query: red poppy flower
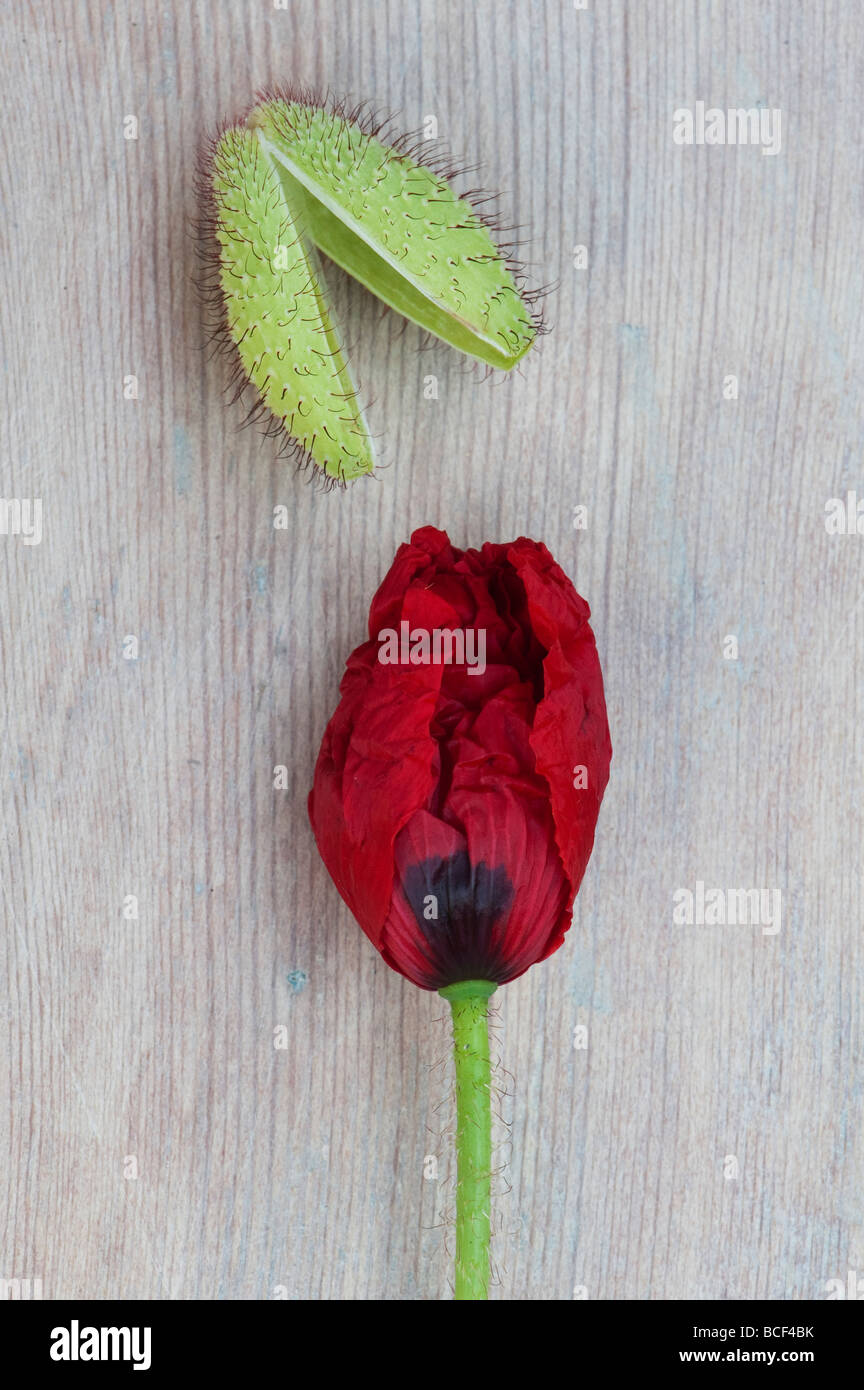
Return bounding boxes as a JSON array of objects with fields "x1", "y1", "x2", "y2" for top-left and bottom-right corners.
[{"x1": 308, "y1": 526, "x2": 611, "y2": 990}]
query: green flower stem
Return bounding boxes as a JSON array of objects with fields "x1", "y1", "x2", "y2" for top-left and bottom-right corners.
[{"x1": 439, "y1": 979, "x2": 497, "y2": 1300}]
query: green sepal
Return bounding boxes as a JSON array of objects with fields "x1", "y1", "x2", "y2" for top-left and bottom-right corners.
[
  {"x1": 210, "y1": 126, "x2": 375, "y2": 482},
  {"x1": 250, "y1": 100, "x2": 537, "y2": 370}
]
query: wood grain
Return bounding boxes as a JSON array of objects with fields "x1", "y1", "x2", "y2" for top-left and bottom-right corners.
[{"x1": 1, "y1": 0, "x2": 862, "y2": 1300}]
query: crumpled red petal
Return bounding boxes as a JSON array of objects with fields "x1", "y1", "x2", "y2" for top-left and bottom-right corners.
[{"x1": 309, "y1": 526, "x2": 611, "y2": 989}]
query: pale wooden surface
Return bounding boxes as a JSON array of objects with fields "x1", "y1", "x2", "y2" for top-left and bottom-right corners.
[{"x1": 2, "y1": 0, "x2": 862, "y2": 1301}]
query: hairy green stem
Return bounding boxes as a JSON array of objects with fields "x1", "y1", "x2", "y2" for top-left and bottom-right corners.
[{"x1": 439, "y1": 979, "x2": 497, "y2": 1300}]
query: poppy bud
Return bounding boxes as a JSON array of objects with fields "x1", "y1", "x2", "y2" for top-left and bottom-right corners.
[{"x1": 309, "y1": 526, "x2": 611, "y2": 991}]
